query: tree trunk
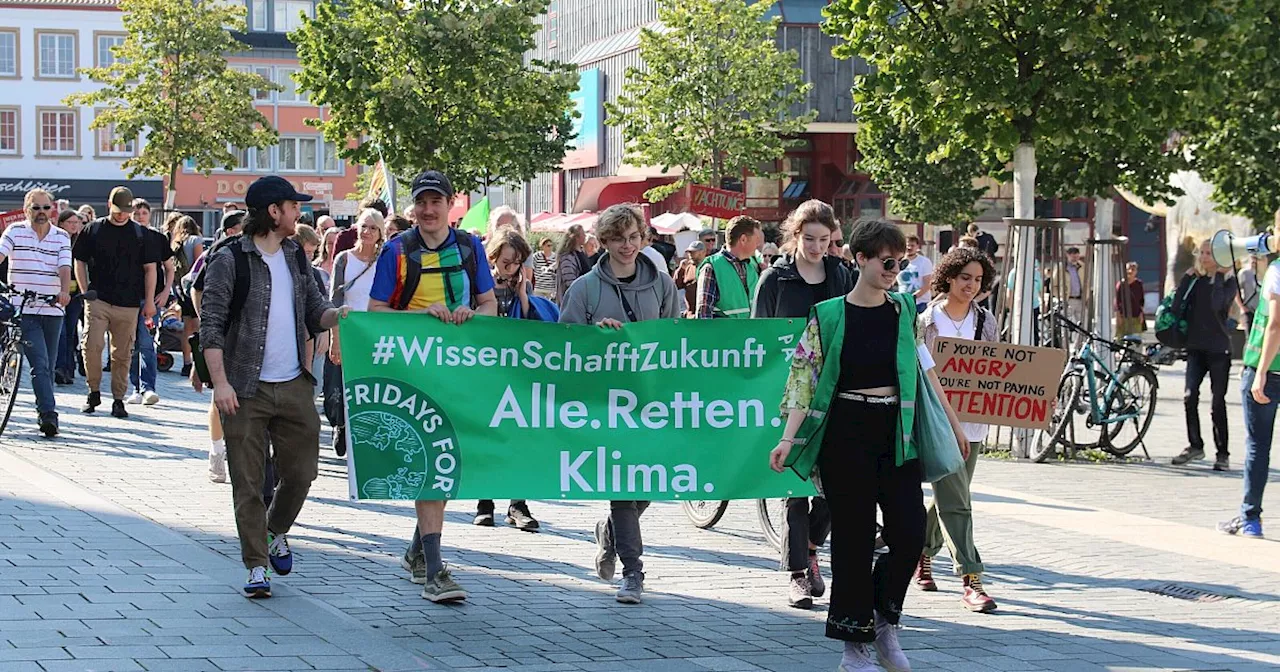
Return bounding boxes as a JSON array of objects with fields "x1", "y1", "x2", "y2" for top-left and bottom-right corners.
[
  {"x1": 1009, "y1": 142, "x2": 1037, "y2": 459},
  {"x1": 1092, "y1": 195, "x2": 1116, "y2": 346}
]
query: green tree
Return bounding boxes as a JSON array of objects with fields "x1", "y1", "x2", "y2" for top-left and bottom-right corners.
[
  {"x1": 855, "y1": 94, "x2": 991, "y2": 228},
  {"x1": 64, "y1": 0, "x2": 278, "y2": 211},
  {"x1": 606, "y1": 0, "x2": 815, "y2": 202},
  {"x1": 293, "y1": 0, "x2": 577, "y2": 195},
  {"x1": 1192, "y1": 6, "x2": 1280, "y2": 229},
  {"x1": 826, "y1": 0, "x2": 1242, "y2": 344}
]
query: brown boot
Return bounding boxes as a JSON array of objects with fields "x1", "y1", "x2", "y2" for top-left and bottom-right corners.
[
  {"x1": 914, "y1": 554, "x2": 937, "y2": 592},
  {"x1": 961, "y1": 573, "x2": 998, "y2": 613}
]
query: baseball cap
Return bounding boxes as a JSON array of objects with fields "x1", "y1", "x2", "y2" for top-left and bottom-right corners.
[
  {"x1": 685, "y1": 240, "x2": 706, "y2": 253},
  {"x1": 108, "y1": 187, "x2": 134, "y2": 214},
  {"x1": 245, "y1": 176, "x2": 313, "y2": 209},
  {"x1": 410, "y1": 170, "x2": 455, "y2": 200},
  {"x1": 221, "y1": 209, "x2": 247, "y2": 232}
]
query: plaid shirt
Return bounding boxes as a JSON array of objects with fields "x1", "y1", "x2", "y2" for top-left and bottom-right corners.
[
  {"x1": 695, "y1": 250, "x2": 758, "y2": 319},
  {"x1": 199, "y1": 235, "x2": 332, "y2": 399}
]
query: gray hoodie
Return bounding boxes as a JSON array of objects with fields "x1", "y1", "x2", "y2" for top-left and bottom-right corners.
[{"x1": 559, "y1": 252, "x2": 680, "y2": 325}]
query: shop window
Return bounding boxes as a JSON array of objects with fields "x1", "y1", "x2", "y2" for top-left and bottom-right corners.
[{"x1": 1061, "y1": 199, "x2": 1089, "y2": 219}]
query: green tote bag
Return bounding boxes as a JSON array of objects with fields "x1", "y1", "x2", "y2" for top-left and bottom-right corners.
[{"x1": 914, "y1": 366, "x2": 966, "y2": 483}]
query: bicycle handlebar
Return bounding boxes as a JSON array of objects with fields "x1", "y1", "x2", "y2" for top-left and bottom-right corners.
[
  {"x1": 0, "y1": 280, "x2": 64, "y2": 307},
  {"x1": 1052, "y1": 310, "x2": 1150, "y2": 363}
]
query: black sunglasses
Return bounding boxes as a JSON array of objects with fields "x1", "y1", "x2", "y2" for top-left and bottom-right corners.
[
  {"x1": 872, "y1": 256, "x2": 907, "y2": 272},
  {"x1": 29, "y1": 204, "x2": 53, "y2": 211}
]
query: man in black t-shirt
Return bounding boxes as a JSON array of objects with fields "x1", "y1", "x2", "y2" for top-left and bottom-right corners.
[{"x1": 72, "y1": 187, "x2": 160, "y2": 418}]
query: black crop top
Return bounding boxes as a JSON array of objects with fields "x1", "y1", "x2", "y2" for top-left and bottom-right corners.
[{"x1": 837, "y1": 299, "x2": 899, "y2": 391}]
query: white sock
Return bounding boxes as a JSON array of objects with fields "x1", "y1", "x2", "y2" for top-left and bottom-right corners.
[{"x1": 210, "y1": 439, "x2": 226, "y2": 457}]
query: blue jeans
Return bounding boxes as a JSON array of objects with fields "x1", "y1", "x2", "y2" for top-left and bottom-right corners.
[
  {"x1": 21, "y1": 314, "x2": 64, "y2": 415},
  {"x1": 1240, "y1": 367, "x2": 1277, "y2": 521},
  {"x1": 56, "y1": 294, "x2": 83, "y2": 378},
  {"x1": 129, "y1": 306, "x2": 156, "y2": 394}
]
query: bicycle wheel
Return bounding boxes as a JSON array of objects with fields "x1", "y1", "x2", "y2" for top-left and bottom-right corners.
[
  {"x1": 0, "y1": 334, "x2": 24, "y2": 439},
  {"x1": 1032, "y1": 371, "x2": 1081, "y2": 462},
  {"x1": 681, "y1": 500, "x2": 729, "y2": 529},
  {"x1": 756, "y1": 498, "x2": 787, "y2": 551},
  {"x1": 1102, "y1": 366, "x2": 1158, "y2": 456}
]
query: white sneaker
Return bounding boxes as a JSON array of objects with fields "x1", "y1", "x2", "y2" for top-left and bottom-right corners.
[
  {"x1": 125, "y1": 392, "x2": 143, "y2": 405},
  {"x1": 208, "y1": 451, "x2": 227, "y2": 483},
  {"x1": 142, "y1": 390, "x2": 160, "y2": 406},
  {"x1": 874, "y1": 613, "x2": 911, "y2": 672}
]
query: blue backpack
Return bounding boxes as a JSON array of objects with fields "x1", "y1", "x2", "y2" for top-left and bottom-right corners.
[{"x1": 509, "y1": 294, "x2": 560, "y2": 322}]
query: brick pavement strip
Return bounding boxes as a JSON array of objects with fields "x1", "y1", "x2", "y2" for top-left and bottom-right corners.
[{"x1": 0, "y1": 373, "x2": 1277, "y2": 671}]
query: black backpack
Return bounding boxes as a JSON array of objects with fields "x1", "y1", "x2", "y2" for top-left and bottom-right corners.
[
  {"x1": 219, "y1": 234, "x2": 312, "y2": 333},
  {"x1": 392, "y1": 229, "x2": 480, "y2": 310}
]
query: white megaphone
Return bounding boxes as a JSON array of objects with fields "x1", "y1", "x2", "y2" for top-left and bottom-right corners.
[{"x1": 1210, "y1": 229, "x2": 1277, "y2": 268}]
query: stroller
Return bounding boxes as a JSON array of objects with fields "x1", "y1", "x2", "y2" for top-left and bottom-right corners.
[{"x1": 153, "y1": 309, "x2": 184, "y2": 372}]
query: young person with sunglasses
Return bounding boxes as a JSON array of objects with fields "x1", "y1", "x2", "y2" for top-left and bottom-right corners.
[
  {"x1": 913, "y1": 246, "x2": 999, "y2": 613},
  {"x1": 768, "y1": 219, "x2": 967, "y2": 672},
  {"x1": 751, "y1": 199, "x2": 852, "y2": 610}
]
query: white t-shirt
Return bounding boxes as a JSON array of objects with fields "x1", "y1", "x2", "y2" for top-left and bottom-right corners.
[
  {"x1": 931, "y1": 303, "x2": 988, "y2": 442},
  {"x1": 898, "y1": 254, "x2": 934, "y2": 304},
  {"x1": 641, "y1": 246, "x2": 667, "y2": 273},
  {"x1": 1264, "y1": 263, "x2": 1280, "y2": 304},
  {"x1": 336, "y1": 253, "x2": 376, "y2": 312},
  {"x1": 258, "y1": 245, "x2": 301, "y2": 383}
]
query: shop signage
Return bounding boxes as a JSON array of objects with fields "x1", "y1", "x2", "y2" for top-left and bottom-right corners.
[
  {"x1": 215, "y1": 178, "x2": 330, "y2": 201},
  {"x1": 563, "y1": 69, "x2": 604, "y2": 170},
  {"x1": 330, "y1": 199, "x2": 359, "y2": 217},
  {"x1": 688, "y1": 184, "x2": 746, "y2": 220},
  {"x1": 0, "y1": 178, "x2": 162, "y2": 204}
]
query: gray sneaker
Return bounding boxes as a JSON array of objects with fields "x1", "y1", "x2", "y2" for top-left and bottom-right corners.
[
  {"x1": 616, "y1": 571, "x2": 644, "y2": 604},
  {"x1": 594, "y1": 519, "x2": 617, "y2": 581},
  {"x1": 807, "y1": 554, "x2": 826, "y2": 597},
  {"x1": 421, "y1": 567, "x2": 467, "y2": 603},
  {"x1": 788, "y1": 574, "x2": 813, "y2": 609},
  {"x1": 400, "y1": 550, "x2": 427, "y2": 585},
  {"x1": 1172, "y1": 447, "x2": 1205, "y2": 465}
]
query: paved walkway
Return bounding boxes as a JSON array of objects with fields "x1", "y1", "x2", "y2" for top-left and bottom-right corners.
[{"x1": 0, "y1": 358, "x2": 1277, "y2": 672}]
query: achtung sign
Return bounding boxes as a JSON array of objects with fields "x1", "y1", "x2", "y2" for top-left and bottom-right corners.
[{"x1": 932, "y1": 337, "x2": 1068, "y2": 430}]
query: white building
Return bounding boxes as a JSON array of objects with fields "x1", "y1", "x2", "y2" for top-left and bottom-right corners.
[{"x1": 0, "y1": 0, "x2": 162, "y2": 211}]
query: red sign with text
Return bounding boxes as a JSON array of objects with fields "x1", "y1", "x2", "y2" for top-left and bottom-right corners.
[
  {"x1": 688, "y1": 184, "x2": 746, "y2": 219},
  {"x1": 0, "y1": 209, "x2": 24, "y2": 235}
]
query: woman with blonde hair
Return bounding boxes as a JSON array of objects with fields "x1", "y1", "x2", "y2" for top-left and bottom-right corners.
[{"x1": 325, "y1": 208, "x2": 385, "y2": 457}]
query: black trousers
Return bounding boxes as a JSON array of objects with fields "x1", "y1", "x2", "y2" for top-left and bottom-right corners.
[
  {"x1": 1185, "y1": 349, "x2": 1231, "y2": 456},
  {"x1": 781, "y1": 496, "x2": 831, "y2": 572},
  {"x1": 820, "y1": 397, "x2": 924, "y2": 642}
]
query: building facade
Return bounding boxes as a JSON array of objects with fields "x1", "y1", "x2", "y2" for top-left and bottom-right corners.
[
  {"x1": 0, "y1": 0, "x2": 163, "y2": 212},
  {"x1": 0, "y1": 0, "x2": 357, "y2": 235}
]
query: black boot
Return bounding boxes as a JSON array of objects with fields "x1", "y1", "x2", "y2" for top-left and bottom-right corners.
[
  {"x1": 38, "y1": 411, "x2": 58, "y2": 437},
  {"x1": 81, "y1": 391, "x2": 101, "y2": 413}
]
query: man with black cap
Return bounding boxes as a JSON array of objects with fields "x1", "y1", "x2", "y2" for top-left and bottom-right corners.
[
  {"x1": 73, "y1": 186, "x2": 160, "y2": 418},
  {"x1": 197, "y1": 176, "x2": 348, "y2": 598},
  {"x1": 368, "y1": 169, "x2": 498, "y2": 602}
]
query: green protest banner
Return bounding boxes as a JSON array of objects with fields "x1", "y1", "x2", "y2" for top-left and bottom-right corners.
[{"x1": 339, "y1": 313, "x2": 816, "y2": 501}]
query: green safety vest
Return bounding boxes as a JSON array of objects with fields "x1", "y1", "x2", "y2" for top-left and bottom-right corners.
[
  {"x1": 1244, "y1": 260, "x2": 1280, "y2": 372},
  {"x1": 708, "y1": 252, "x2": 760, "y2": 319},
  {"x1": 785, "y1": 292, "x2": 920, "y2": 479}
]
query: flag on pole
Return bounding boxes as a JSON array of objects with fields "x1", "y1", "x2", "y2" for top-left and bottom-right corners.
[
  {"x1": 367, "y1": 160, "x2": 395, "y2": 211},
  {"x1": 459, "y1": 196, "x2": 490, "y2": 235}
]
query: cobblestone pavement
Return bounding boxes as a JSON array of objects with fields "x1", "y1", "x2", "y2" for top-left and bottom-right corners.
[{"x1": 0, "y1": 358, "x2": 1277, "y2": 672}]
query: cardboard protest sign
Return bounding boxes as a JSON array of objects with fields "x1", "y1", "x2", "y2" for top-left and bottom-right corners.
[{"x1": 932, "y1": 337, "x2": 1068, "y2": 430}]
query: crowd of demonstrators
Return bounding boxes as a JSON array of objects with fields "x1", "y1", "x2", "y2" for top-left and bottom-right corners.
[
  {"x1": 324, "y1": 208, "x2": 384, "y2": 458},
  {"x1": 55, "y1": 209, "x2": 85, "y2": 386},
  {"x1": 694, "y1": 215, "x2": 766, "y2": 319},
  {"x1": 674, "y1": 240, "x2": 707, "y2": 317},
  {"x1": 1223, "y1": 226, "x2": 1279, "y2": 539},
  {"x1": 554, "y1": 223, "x2": 590, "y2": 303},
  {"x1": 1115, "y1": 261, "x2": 1145, "y2": 337},
  {"x1": 195, "y1": 175, "x2": 347, "y2": 598},
  {"x1": 367, "y1": 170, "x2": 497, "y2": 602},
  {"x1": 125, "y1": 198, "x2": 175, "y2": 408},
  {"x1": 751, "y1": 199, "x2": 851, "y2": 610},
  {"x1": 896, "y1": 234, "x2": 934, "y2": 314},
  {"x1": 1173, "y1": 241, "x2": 1238, "y2": 471},
  {"x1": 770, "y1": 218, "x2": 969, "y2": 672},
  {"x1": 560, "y1": 204, "x2": 680, "y2": 604},
  {"x1": 916, "y1": 246, "x2": 999, "y2": 613},
  {"x1": 0, "y1": 189, "x2": 72, "y2": 436},
  {"x1": 531, "y1": 237, "x2": 558, "y2": 300},
  {"x1": 73, "y1": 187, "x2": 160, "y2": 419}
]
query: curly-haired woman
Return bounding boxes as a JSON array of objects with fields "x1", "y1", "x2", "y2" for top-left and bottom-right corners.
[{"x1": 914, "y1": 245, "x2": 999, "y2": 613}]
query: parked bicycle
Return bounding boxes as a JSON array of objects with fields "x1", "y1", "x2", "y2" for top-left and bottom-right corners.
[
  {"x1": 1032, "y1": 312, "x2": 1160, "y2": 462},
  {"x1": 681, "y1": 499, "x2": 791, "y2": 551},
  {"x1": 0, "y1": 281, "x2": 62, "y2": 438}
]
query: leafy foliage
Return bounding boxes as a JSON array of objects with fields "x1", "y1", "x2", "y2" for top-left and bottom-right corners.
[
  {"x1": 293, "y1": 0, "x2": 577, "y2": 195},
  {"x1": 1191, "y1": 5, "x2": 1280, "y2": 228},
  {"x1": 606, "y1": 0, "x2": 815, "y2": 202},
  {"x1": 63, "y1": 0, "x2": 278, "y2": 204},
  {"x1": 825, "y1": 0, "x2": 1243, "y2": 203}
]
